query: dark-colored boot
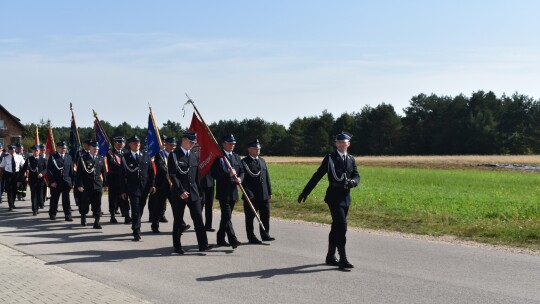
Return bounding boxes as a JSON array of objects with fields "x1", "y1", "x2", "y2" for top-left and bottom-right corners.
[
  {"x1": 93, "y1": 216, "x2": 102, "y2": 229},
  {"x1": 337, "y1": 246, "x2": 354, "y2": 269},
  {"x1": 325, "y1": 243, "x2": 339, "y2": 266}
]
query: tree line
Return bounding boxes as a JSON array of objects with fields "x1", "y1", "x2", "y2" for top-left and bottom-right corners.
[{"x1": 22, "y1": 90, "x2": 540, "y2": 156}]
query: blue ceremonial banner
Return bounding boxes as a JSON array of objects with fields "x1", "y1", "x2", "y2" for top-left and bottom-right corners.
[
  {"x1": 94, "y1": 120, "x2": 110, "y2": 156},
  {"x1": 146, "y1": 113, "x2": 161, "y2": 158}
]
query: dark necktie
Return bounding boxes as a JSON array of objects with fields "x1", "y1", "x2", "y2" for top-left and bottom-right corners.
[{"x1": 11, "y1": 155, "x2": 16, "y2": 173}]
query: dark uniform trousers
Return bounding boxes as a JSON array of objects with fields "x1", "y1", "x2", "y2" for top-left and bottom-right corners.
[
  {"x1": 200, "y1": 174, "x2": 214, "y2": 229},
  {"x1": 47, "y1": 153, "x2": 75, "y2": 219},
  {"x1": 244, "y1": 199, "x2": 271, "y2": 239},
  {"x1": 107, "y1": 150, "x2": 129, "y2": 217},
  {"x1": 79, "y1": 191, "x2": 102, "y2": 216},
  {"x1": 212, "y1": 152, "x2": 244, "y2": 244},
  {"x1": 22, "y1": 156, "x2": 47, "y2": 212},
  {"x1": 4, "y1": 171, "x2": 18, "y2": 209},
  {"x1": 300, "y1": 152, "x2": 359, "y2": 259},
  {"x1": 168, "y1": 149, "x2": 208, "y2": 249},
  {"x1": 129, "y1": 192, "x2": 150, "y2": 234}
]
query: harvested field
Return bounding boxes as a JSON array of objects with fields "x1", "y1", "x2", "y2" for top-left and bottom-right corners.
[{"x1": 265, "y1": 155, "x2": 540, "y2": 170}]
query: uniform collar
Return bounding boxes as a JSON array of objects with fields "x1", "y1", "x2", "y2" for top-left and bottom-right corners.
[{"x1": 337, "y1": 151, "x2": 347, "y2": 158}]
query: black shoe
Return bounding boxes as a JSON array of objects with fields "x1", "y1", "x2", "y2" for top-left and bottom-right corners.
[
  {"x1": 93, "y1": 223, "x2": 102, "y2": 229},
  {"x1": 8, "y1": 207, "x2": 13, "y2": 211},
  {"x1": 12, "y1": 205, "x2": 17, "y2": 209},
  {"x1": 339, "y1": 259, "x2": 354, "y2": 269},
  {"x1": 39, "y1": 205, "x2": 44, "y2": 209},
  {"x1": 110, "y1": 217, "x2": 118, "y2": 224},
  {"x1": 159, "y1": 216, "x2": 168, "y2": 223},
  {"x1": 65, "y1": 217, "x2": 73, "y2": 222},
  {"x1": 174, "y1": 247, "x2": 185, "y2": 254},
  {"x1": 81, "y1": 220, "x2": 86, "y2": 227},
  {"x1": 50, "y1": 215, "x2": 56, "y2": 220},
  {"x1": 115, "y1": 210, "x2": 120, "y2": 215},
  {"x1": 133, "y1": 234, "x2": 141, "y2": 241},
  {"x1": 152, "y1": 228, "x2": 160, "y2": 233},
  {"x1": 217, "y1": 241, "x2": 230, "y2": 247},
  {"x1": 199, "y1": 244, "x2": 214, "y2": 252},
  {"x1": 325, "y1": 256, "x2": 340, "y2": 266},
  {"x1": 125, "y1": 217, "x2": 132, "y2": 224},
  {"x1": 230, "y1": 240, "x2": 241, "y2": 249},
  {"x1": 181, "y1": 224, "x2": 191, "y2": 233},
  {"x1": 262, "y1": 236, "x2": 276, "y2": 241},
  {"x1": 32, "y1": 211, "x2": 37, "y2": 216},
  {"x1": 205, "y1": 227, "x2": 216, "y2": 232},
  {"x1": 248, "y1": 238, "x2": 262, "y2": 244}
]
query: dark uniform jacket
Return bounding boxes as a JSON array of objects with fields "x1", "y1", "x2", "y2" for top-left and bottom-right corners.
[
  {"x1": 47, "y1": 152, "x2": 75, "y2": 188},
  {"x1": 106, "y1": 148, "x2": 125, "y2": 190},
  {"x1": 21, "y1": 155, "x2": 47, "y2": 185},
  {"x1": 121, "y1": 150, "x2": 155, "y2": 196},
  {"x1": 76, "y1": 154, "x2": 107, "y2": 191},
  {"x1": 168, "y1": 149, "x2": 201, "y2": 202},
  {"x1": 154, "y1": 150, "x2": 171, "y2": 192},
  {"x1": 300, "y1": 152, "x2": 360, "y2": 207},
  {"x1": 211, "y1": 152, "x2": 244, "y2": 201},
  {"x1": 241, "y1": 156, "x2": 271, "y2": 201}
]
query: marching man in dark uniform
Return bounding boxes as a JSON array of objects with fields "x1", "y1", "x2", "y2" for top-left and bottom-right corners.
[
  {"x1": 298, "y1": 132, "x2": 359, "y2": 270},
  {"x1": 241, "y1": 139, "x2": 275, "y2": 244},
  {"x1": 168, "y1": 133, "x2": 213, "y2": 254},
  {"x1": 121, "y1": 135, "x2": 156, "y2": 241},
  {"x1": 20, "y1": 145, "x2": 47, "y2": 215},
  {"x1": 0, "y1": 144, "x2": 5, "y2": 204},
  {"x1": 39, "y1": 144, "x2": 48, "y2": 208},
  {"x1": 47, "y1": 141, "x2": 75, "y2": 221},
  {"x1": 148, "y1": 134, "x2": 169, "y2": 224},
  {"x1": 211, "y1": 134, "x2": 244, "y2": 249},
  {"x1": 107, "y1": 136, "x2": 130, "y2": 224},
  {"x1": 76, "y1": 140, "x2": 107, "y2": 229},
  {"x1": 149, "y1": 136, "x2": 176, "y2": 233},
  {"x1": 0, "y1": 145, "x2": 25, "y2": 211}
]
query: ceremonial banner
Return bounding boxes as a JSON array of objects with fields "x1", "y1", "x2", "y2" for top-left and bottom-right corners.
[
  {"x1": 146, "y1": 112, "x2": 161, "y2": 158},
  {"x1": 94, "y1": 119, "x2": 110, "y2": 156},
  {"x1": 189, "y1": 113, "x2": 221, "y2": 176},
  {"x1": 45, "y1": 123, "x2": 55, "y2": 156},
  {"x1": 68, "y1": 118, "x2": 80, "y2": 162}
]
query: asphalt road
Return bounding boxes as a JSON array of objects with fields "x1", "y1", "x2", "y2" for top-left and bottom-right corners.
[{"x1": 0, "y1": 195, "x2": 539, "y2": 304}]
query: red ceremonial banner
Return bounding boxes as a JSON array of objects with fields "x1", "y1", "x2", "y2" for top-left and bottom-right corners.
[{"x1": 189, "y1": 113, "x2": 221, "y2": 177}]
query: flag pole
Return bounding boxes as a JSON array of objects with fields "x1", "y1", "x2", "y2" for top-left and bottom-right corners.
[
  {"x1": 183, "y1": 95, "x2": 266, "y2": 231},
  {"x1": 92, "y1": 109, "x2": 112, "y2": 149}
]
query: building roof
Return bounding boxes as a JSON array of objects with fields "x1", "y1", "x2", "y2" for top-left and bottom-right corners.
[{"x1": 0, "y1": 104, "x2": 26, "y2": 130}]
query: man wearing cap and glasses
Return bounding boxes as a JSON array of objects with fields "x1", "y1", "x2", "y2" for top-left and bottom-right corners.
[
  {"x1": 107, "y1": 136, "x2": 130, "y2": 224},
  {"x1": 168, "y1": 132, "x2": 213, "y2": 253},
  {"x1": 0, "y1": 145, "x2": 25, "y2": 211},
  {"x1": 121, "y1": 135, "x2": 156, "y2": 241},
  {"x1": 38, "y1": 144, "x2": 48, "y2": 208},
  {"x1": 241, "y1": 139, "x2": 275, "y2": 244},
  {"x1": 20, "y1": 145, "x2": 47, "y2": 215},
  {"x1": 149, "y1": 136, "x2": 179, "y2": 233},
  {"x1": 211, "y1": 134, "x2": 244, "y2": 249},
  {"x1": 47, "y1": 141, "x2": 75, "y2": 221},
  {"x1": 76, "y1": 140, "x2": 107, "y2": 229},
  {"x1": 298, "y1": 131, "x2": 360, "y2": 270}
]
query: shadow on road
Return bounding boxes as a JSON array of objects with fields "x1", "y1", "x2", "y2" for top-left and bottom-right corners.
[{"x1": 196, "y1": 263, "x2": 336, "y2": 281}]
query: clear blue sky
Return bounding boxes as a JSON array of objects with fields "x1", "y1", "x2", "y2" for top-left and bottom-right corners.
[{"x1": 1, "y1": 1, "x2": 539, "y2": 129}]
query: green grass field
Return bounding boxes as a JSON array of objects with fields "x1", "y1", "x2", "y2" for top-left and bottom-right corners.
[{"x1": 263, "y1": 164, "x2": 540, "y2": 250}]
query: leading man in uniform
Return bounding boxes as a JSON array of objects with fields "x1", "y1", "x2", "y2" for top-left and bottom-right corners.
[{"x1": 298, "y1": 132, "x2": 359, "y2": 270}]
